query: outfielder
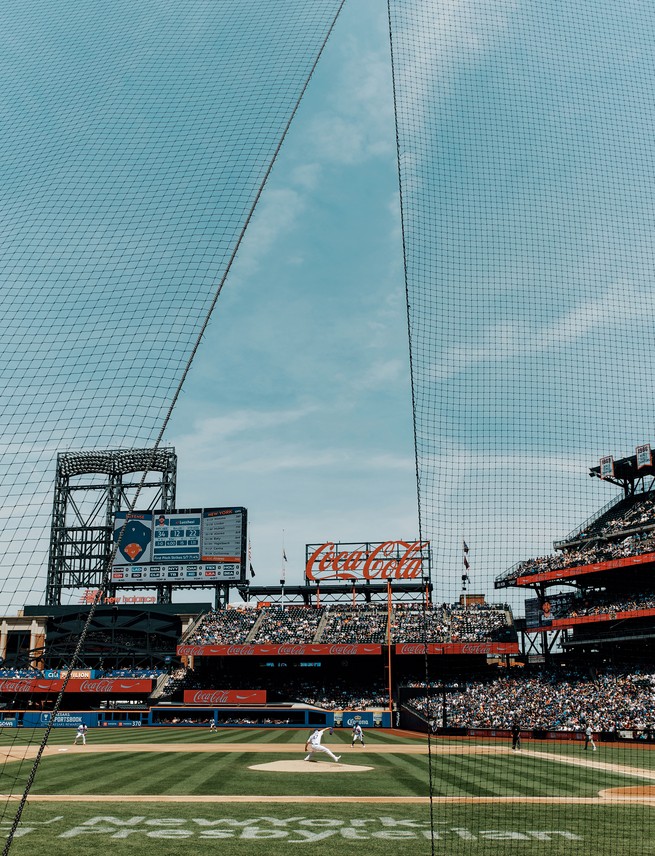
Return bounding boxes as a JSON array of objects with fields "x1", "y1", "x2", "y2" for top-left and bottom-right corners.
[
  {"x1": 351, "y1": 722, "x2": 365, "y2": 747},
  {"x1": 304, "y1": 727, "x2": 341, "y2": 763},
  {"x1": 583, "y1": 725, "x2": 597, "y2": 751}
]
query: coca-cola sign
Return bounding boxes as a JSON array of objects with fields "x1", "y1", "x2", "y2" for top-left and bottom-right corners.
[
  {"x1": 395, "y1": 642, "x2": 520, "y2": 656},
  {"x1": 177, "y1": 643, "x2": 382, "y2": 657},
  {"x1": 183, "y1": 690, "x2": 267, "y2": 705},
  {"x1": 0, "y1": 678, "x2": 153, "y2": 694},
  {"x1": 305, "y1": 540, "x2": 429, "y2": 582}
]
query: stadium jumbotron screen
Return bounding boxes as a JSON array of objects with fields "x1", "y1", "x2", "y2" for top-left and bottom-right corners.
[{"x1": 111, "y1": 507, "x2": 247, "y2": 584}]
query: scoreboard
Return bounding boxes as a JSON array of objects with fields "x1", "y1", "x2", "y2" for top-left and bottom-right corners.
[{"x1": 112, "y1": 507, "x2": 247, "y2": 584}]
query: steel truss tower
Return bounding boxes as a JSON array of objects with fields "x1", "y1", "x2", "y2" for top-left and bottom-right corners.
[{"x1": 45, "y1": 448, "x2": 177, "y2": 605}]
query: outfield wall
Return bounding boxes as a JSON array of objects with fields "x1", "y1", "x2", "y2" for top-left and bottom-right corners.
[{"x1": 0, "y1": 708, "x2": 393, "y2": 729}]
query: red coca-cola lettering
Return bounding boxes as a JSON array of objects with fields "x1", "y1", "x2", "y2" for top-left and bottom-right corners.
[{"x1": 305, "y1": 541, "x2": 428, "y2": 582}]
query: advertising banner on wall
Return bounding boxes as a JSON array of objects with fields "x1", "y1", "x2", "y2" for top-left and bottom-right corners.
[
  {"x1": 0, "y1": 678, "x2": 153, "y2": 694},
  {"x1": 395, "y1": 642, "x2": 519, "y2": 655},
  {"x1": 305, "y1": 540, "x2": 430, "y2": 582},
  {"x1": 183, "y1": 690, "x2": 267, "y2": 704},
  {"x1": 177, "y1": 643, "x2": 382, "y2": 657}
]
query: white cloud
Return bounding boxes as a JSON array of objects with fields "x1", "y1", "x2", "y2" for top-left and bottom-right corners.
[{"x1": 429, "y1": 280, "x2": 655, "y2": 379}]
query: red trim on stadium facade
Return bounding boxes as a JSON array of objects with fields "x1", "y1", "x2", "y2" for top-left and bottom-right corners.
[
  {"x1": 176, "y1": 643, "x2": 383, "y2": 656},
  {"x1": 183, "y1": 690, "x2": 267, "y2": 704},
  {"x1": 526, "y1": 607, "x2": 655, "y2": 633},
  {"x1": 514, "y1": 551, "x2": 655, "y2": 586},
  {"x1": 0, "y1": 678, "x2": 152, "y2": 694},
  {"x1": 395, "y1": 642, "x2": 519, "y2": 655}
]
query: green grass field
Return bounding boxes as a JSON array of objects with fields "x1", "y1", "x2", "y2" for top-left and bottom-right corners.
[{"x1": 1, "y1": 728, "x2": 654, "y2": 854}]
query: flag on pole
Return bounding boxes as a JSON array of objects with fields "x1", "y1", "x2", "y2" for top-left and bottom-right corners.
[
  {"x1": 249, "y1": 540, "x2": 255, "y2": 578},
  {"x1": 280, "y1": 536, "x2": 287, "y2": 585},
  {"x1": 463, "y1": 540, "x2": 469, "y2": 553}
]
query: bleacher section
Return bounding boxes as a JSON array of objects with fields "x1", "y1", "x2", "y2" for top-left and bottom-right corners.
[
  {"x1": 182, "y1": 602, "x2": 516, "y2": 647},
  {"x1": 496, "y1": 490, "x2": 655, "y2": 586}
]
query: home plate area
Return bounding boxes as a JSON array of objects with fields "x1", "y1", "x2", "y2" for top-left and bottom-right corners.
[{"x1": 249, "y1": 760, "x2": 374, "y2": 772}]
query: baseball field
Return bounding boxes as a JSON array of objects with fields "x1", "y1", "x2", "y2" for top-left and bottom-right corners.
[{"x1": 1, "y1": 727, "x2": 655, "y2": 855}]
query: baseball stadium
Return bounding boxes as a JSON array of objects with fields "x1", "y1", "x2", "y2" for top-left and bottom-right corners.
[{"x1": 1, "y1": 0, "x2": 655, "y2": 854}]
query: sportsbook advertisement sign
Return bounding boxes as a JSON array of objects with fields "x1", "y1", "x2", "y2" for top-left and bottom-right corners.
[{"x1": 112, "y1": 507, "x2": 246, "y2": 583}]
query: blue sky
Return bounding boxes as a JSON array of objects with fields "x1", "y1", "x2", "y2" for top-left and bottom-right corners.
[
  {"x1": 2, "y1": 0, "x2": 654, "y2": 615},
  {"x1": 165, "y1": 0, "x2": 420, "y2": 599}
]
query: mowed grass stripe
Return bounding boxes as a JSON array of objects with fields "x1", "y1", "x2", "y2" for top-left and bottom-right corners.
[
  {"x1": 365, "y1": 753, "x2": 429, "y2": 796},
  {"x1": 431, "y1": 755, "x2": 504, "y2": 797}
]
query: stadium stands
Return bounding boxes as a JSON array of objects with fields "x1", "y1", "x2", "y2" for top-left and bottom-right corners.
[
  {"x1": 184, "y1": 602, "x2": 516, "y2": 646},
  {"x1": 497, "y1": 491, "x2": 655, "y2": 584},
  {"x1": 406, "y1": 666, "x2": 655, "y2": 731}
]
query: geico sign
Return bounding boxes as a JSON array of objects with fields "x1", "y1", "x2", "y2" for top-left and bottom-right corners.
[{"x1": 305, "y1": 541, "x2": 428, "y2": 581}]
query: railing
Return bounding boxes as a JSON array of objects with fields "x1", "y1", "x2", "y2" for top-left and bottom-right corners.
[{"x1": 553, "y1": 493, "x2": 627, "y2": 549}]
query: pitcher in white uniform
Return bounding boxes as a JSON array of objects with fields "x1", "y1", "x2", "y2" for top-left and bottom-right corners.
[{"x1": 304, "y1": 727, "x2": 341, "y2": 763}]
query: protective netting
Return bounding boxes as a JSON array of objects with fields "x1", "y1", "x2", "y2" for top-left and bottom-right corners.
[
  {"x1": 0, "y1": 0, "x2": 344, "y2": 611},
  {"x1": 388, "y1": 0, "x2": 655, "y2": 852},
  {"x1": 0, "y1": 0, "x2": 345, "y2": 834},
  {"x1": 389, "y1": 0, "x2": 655, "y2": 600}
]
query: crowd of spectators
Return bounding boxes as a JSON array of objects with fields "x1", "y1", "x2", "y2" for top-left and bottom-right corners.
[
  {"x1": 499, "y1": 493, "x2": 655, "y2": 584},
  {"x1": 319, "y1": 605, "x2": 389, "y2": 643},
  {"x1": 540, "y1": 590, "x2": 655, "y2": 622},
  {"x1": 407, "y1": 666, "x2": 655, "y2": 730},
  {"x1": 185, "y1": 608, "x2": 259, "y2": 645},
  {"x1": 186, "y1": 602, "x2": 515, "y2": 646},
  {"x1": 252, "y1": 606, "x2": 325, "y2": 644}
]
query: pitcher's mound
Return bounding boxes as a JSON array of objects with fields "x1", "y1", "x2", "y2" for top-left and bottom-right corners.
[{"x1": 249, "y1": 760, "x2": 373, "y2": 773}]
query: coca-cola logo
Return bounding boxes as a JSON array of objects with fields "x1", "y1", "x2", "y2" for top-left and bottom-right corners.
[
  {"x1": 192, "y1": 691, "x2": 231, "y2": 704},
  {"x1": 226, "y1": 645, "x2": 256, "y2": 656},
  {"x1": 397, "y1": 644, "x2": 425, "y2": 655},
  {"x1": 79, "y1": 680, "x2": 116, "y2": 692},
  {"x1": 0, "y1": 681, "x2": 35, "y2": 693},
  {"x1": 305, "y1": 541, "x2": 429, "y2": 582},
  {"x1": 178, "y1": 646, "x2": 209, "y2": 656}
]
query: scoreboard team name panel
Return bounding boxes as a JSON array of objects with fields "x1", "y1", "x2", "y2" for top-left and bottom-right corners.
[{"x1": 112, "y1": 507, "x2": 246, "y2": 583}]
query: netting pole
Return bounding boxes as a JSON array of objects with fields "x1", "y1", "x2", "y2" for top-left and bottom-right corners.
[{"x1": 386, "y1": 1, "x2": 435, "y2": 852}]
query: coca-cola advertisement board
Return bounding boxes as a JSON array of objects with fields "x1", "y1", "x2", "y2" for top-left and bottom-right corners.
[
  {"x1": 0, "y1": 678, "x2": 153, "y2": 694},
  {"x1": 177, "y1": 643, "x2": 382, "y2": 657},
  {"x1": 305, "y1": 540, "x2": 430, "y2": 583},
  {"x1": 182, "y1": 690, "x2": 266, "y2": 704},
  {"x1": 395, "y1": 642, "x2": 520, "y2": 655}
]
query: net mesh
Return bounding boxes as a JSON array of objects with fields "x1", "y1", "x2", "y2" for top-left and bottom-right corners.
[
  {"x1": 388, "y1": 0, "x2": 655, "y2": 851},
  {"x1": 0, "y1": 0, "x2": 654, "y2": 851},
  {"x1": 0, "y1": 0, "x2": 345, "y2": 835},
  {"x1": 388, "y1": 0, "x2": 655, "y2": 603},
  {"x1": 0, "y1": 0, "x2": 345, "y2": 611}
]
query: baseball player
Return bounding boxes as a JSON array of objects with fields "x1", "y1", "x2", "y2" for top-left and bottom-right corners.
[
  {"x1": 583, "y1": 725, "x2": 597, "y2": 751},
  {"x1": 351, "y1": 722, "x2": 365, "y2": 747},
  {"x1": 304, "y1": 727, "x2": 341, "y2": 763},
  {"x1": 73, "y1": 723, "x2": 88, "y2": 745}
]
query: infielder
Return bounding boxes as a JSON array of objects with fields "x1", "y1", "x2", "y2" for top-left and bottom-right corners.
[
  {"x1": 304, "y1": 727, "x2": 341, "y2": 763},
  {"x1": 73, "y1": 723, "x2": 88, "y2": 745},
  {"x1": 351, "y1": 722, "x2": 365, "y2": 747}
]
